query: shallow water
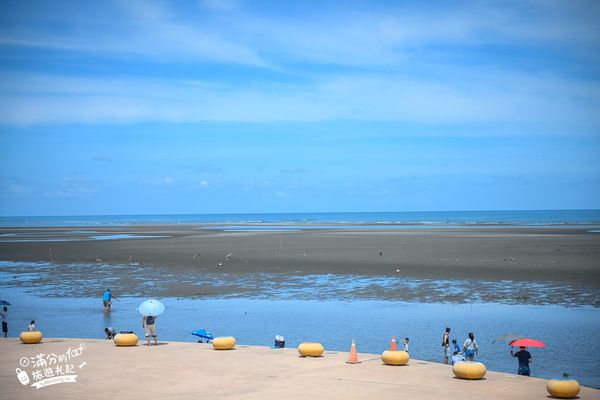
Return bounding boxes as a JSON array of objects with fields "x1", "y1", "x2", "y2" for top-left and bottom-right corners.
[
  {"x1": 1, "y1": 285, "x2": 599, "y2": 389},
  {"x1": 0, "y1": 232, "x2": 169, "y2": 242},
  {"x1": 1, "y1": 261, "x2": 598, "y2": 307}
]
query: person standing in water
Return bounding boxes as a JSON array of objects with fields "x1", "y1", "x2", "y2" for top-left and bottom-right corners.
[
  {"x1": 463, "y1": 332, "x2": 479, "y2": 361},
  {"x1": 442, "y1": 327, "x2": 451, "y2": 364},
  {"x1": 511, "y1": 346, "x2": 532, "y2": 376},
  {"x1": 102, "y1": 289, "x2": 119, "y2": 312}
]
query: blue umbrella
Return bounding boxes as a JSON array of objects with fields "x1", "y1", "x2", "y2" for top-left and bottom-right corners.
[
  {"x1": 191, "y1": 329, "x2": 214, "y2": 340},
  {"x1": 137, "y1": 299, "x2": 165, "y2": 316},
  {"x1": 0, "y1": 300, "x2": 11, "y2": 306}
]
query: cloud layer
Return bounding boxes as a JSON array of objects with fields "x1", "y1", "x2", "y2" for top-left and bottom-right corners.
[{"x1": 0, "y1": 0, "x2": 598, "y2": 130}]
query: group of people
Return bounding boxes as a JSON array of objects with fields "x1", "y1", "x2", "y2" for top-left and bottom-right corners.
[
  {"x1": 441, "y1": 327, "x2": 532, "y2": 376},
  {"x1": 102, "y1": 289, "x2": 158, "y2": 346},
  {"x1": 442, "y1": 327, "x2": 478, "y2": 365}
]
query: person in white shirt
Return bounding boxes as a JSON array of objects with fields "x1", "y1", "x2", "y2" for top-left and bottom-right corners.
[
  {"x1": 402, "y1": 337, "x2": 409, "y2": 352},
  {"x1": 451, "y1": 351, "x2": 465, "y2": 365},
  {"x1": 463, "y1": 332, "x2": 479, "y2": 361}
]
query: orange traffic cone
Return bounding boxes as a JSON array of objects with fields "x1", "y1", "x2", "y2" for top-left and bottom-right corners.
[
  {"x1": 390, "y1": 336, "x2": 397, "y2": 351},
  {"x1": 346, "y1": 339, "x2": 360, "y2": 364}
]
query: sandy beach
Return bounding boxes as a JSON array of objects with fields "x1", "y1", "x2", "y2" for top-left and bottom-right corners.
[
  {"x1": 1, "y1": 338, "x2": 598, "y2": 400},
  {"x1": 1, "y1": 225, "x2": 599, "y2": 305}
]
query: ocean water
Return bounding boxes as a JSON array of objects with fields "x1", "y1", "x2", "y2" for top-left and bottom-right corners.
[
  {"x1": 1, "y1": 286, "x2": 599, "y2": 389},
  {"x1": 1, "y1": 209, "x2": 600, "y2": 227}
]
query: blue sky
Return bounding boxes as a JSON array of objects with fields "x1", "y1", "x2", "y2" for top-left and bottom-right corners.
[{"x1": 0, "y1": 0, "x2": 599, "y2": 215}]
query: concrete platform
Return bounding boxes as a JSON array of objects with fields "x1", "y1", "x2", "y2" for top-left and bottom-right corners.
[{"x1": 1, "y1": 338, "x2": 598, "y2": 399}]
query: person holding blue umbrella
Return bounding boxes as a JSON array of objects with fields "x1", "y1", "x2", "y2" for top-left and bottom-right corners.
[{"x1": 138, "y1": 300, "x2": 165, "y2": 346}]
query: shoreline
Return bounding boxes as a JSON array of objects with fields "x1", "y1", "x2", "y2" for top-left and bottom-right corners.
[
  {"x1": 2, "y1": 293, "x2": 599, "y2": 389},
  {"x1": 1, "y1": 338, "x2": 598, "y2": 399}
]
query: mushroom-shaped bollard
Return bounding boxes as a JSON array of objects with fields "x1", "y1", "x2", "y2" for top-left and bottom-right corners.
[
  {"x1": 212, "y1": 336, "x2": 237, "y2": 350},
  {"x1": 298, "y1": 342, "x2": 325, "y2": 357},
  {"x1": 20, "y1": 331, "x2": 43, "y2": 344},
  {"x1": 547, "y1": 374, "x2": 581, "y2": 399},
  {"x1": 381, "y1": 350, "x2": 410, "y2": 366},
  {"x1": 452, "y1": 361, "x2": 487, "y2": 380},
  {"x1": 114, "y1": 333, "x2": 139, "y2": 347}
]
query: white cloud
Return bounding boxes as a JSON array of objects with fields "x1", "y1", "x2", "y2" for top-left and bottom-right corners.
[
  {"x1": 43, "y1": 176, "x2": 99, "y2": 197},
  {"x1": 0, "y1": 1, "x2": 598, "y2": 132},
  {"x1": 1, "y1": 70, "x2": 598, "y2": 131},
  {"x1": 0, "y1": 0, "x2": 267, "y2": 67},
  {"x1": 6, "y1": 183, "x2": 33, "y2": 196},
  {"x1": 243, "y1": 180, "x2": 271, "y2": 190},
  {"x1": 151, "y1": 177, "x2": 175, "y2": 185},
  {"x1": 2, "y1": 1, "x2": 597, "y2": 69}
]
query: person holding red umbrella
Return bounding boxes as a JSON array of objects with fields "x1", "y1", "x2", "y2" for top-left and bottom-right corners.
[
  {"x1": 511, "y1": 346, "x2": 532, "y2": 376},
  {"x1": 509, "y1": 338, "x2": 545, "y2": 376}
]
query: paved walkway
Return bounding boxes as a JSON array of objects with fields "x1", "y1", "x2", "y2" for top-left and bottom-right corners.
[{"x1": 1, "y1": 338, "x2": 598, "y2": 399}]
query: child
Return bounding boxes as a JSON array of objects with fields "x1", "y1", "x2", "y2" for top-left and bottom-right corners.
[
  {"x1": 452, "y1": 339, "x2": 461, "y2": 354},
  {"x1": 104, "y1": 327, "x2": 116, "y2": 339},
  {"x1": 403, "y1": 337, "x2": 410, "y2": 352},
  {"x1": 27, "y1": 320, "x2": 35, "y2": 332},
  {"x1": 451, "y1": 350, "x2": 465, "y2": 365}
]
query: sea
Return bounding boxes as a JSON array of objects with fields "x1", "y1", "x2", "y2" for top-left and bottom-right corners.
[{"x1": 1, "y1": 209, "x2": 600, "y2": 227}]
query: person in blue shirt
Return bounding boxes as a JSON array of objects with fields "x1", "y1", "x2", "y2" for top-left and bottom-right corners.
[
  {"x1": 452, "y1": 339, "x2": 461, "y2": 354},
  {"x1": 102, "y1": 289, "x2": 119, "y2": 312}
]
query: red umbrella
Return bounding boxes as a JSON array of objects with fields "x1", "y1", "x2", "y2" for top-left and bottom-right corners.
[{"x1": 510, "y1": 338, "x2": 546, "y2": 348}]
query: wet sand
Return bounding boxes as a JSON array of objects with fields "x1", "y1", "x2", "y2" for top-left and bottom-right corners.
[
  {"x1": 1, "y1": 225, "x2": 599, "y2": 305},
  {"x1": 1, "y1": 338, "x2": 598, "y2": 400}
]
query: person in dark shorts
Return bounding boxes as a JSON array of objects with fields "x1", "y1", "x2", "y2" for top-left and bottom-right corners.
[
  {"x1": 442, "y1": 327, "x2": 451, "y2": 364},
  {"x1": 102, "y1": 289, "x2": 119, "y2": 312},
  {"x1": 142, "y1": 315, "x2": 158, "y2": 346},
  {"x1": 463, "y1": 332, "x2": 479, "y2": 361},
  {"x1": 1, "y1": 307, "x2": 7, "y2": 338},
  {"x1": 511, "y1": 346, "x2": 532, "y2": 376}
]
